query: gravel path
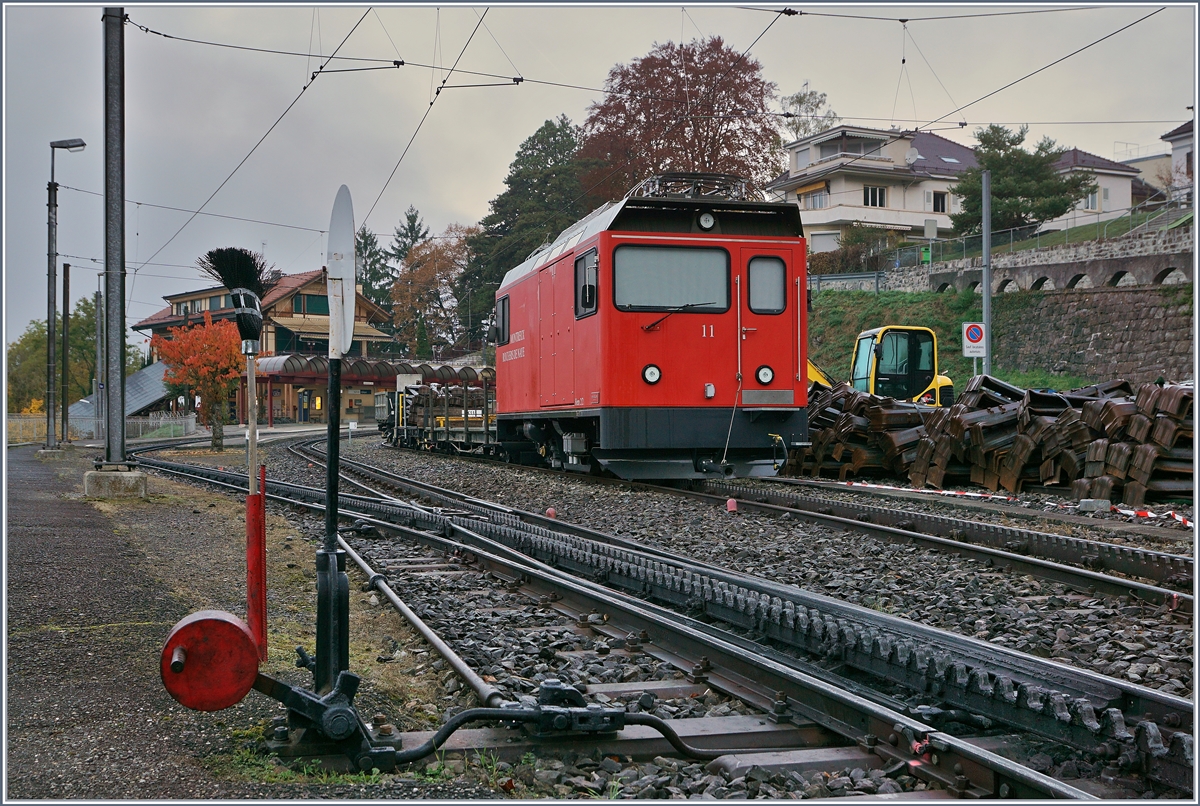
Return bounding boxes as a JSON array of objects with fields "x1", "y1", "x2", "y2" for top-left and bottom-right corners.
[
  {"x1": 314, "y1": 441, "x2": 1194, "y2": 701},
  {"x1": 4, "y1": 445, "x2": 493, "y2": 799}
]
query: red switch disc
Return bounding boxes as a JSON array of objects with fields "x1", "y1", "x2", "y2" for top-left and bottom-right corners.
[{"x1": 161, "y1": 610, "x2": 260, "y2": 711}]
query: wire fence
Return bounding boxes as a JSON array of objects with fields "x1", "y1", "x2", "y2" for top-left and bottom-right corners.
[
  {"x1": 883, "y1": 198, "x2": 1192, "y2": 269},
  {"x1": 7, "y1": 413, "x2": 197, "y2": 444}
]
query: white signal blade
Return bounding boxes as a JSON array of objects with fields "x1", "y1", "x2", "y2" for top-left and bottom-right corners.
[{"x1": 326, "y1": 185, "x2": 357, "y2": 358}]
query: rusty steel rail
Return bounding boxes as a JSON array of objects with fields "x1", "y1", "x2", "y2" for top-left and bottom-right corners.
[
  {"x1": 323, "y1": 442, "x2": 1193, "y2": 613},
  {"x1": 367, "y1": 438, "x2": 1192, "y2": 596},
  {"x1": 136, "y1": 449, "x2": 1094, "y2": 798},
  {"x1": 137, "y1": 446, "x2": 1194, "y2": 794},
  {"x1": 289, "y1": 441, "x2": 1193, "y2": 793},
  {"x1": 706, "y1": 479, "x2": 1193, "y2": 587}
]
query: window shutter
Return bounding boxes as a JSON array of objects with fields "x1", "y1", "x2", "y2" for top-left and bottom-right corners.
[
  {"x1": 1102, "y1": 187, "x2": 1110, "y2": 201},
  {"x1": 925, "y1": 190, "x2": 933, "y2": 211}
]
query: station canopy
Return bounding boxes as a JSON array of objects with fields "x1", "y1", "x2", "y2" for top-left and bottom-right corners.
[{"x1": 253, "y1": 354, "x2": 494, "y2": 385}]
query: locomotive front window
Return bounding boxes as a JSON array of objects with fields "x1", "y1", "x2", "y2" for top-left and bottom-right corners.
[
  {"x1": 612, "y1": 245, "x2": 729, "y2": 312},
  {"x1": 747, "y1": 257, "x2": 786, "y2": 314}
]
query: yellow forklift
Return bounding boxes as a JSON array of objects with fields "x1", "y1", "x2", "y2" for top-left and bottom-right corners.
[{"x1": 848, "y1": 326, "x2": 954, "y2": 406}]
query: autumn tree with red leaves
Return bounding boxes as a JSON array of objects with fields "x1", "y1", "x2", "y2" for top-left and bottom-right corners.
[
  {"x1": 151, "y1": 311, "x2": 243, "y2": 451},
  {"x1": 578, "y1": 36, "x2": 782, "y2": 202},
  {"x1": 392, "y1": 223, "x2": 480, "y2": 359}
]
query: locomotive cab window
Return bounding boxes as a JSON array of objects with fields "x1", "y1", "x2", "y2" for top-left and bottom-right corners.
[
  {"x1": 575, "y1": 249, "x2": 599, "y2": 318},
  {"x1": 747, "y1": 256, "x2": 786, "y2": 314},
  {"x1": 495, "y1": 295, "x2": 510, "y2": 345},
  {"x1": 613, "y1": 245, "x2": 729, "y2": 312}
]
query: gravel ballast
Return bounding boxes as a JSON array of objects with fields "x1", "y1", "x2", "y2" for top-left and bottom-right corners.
[{"x1": 312, "y1": 441, "x2": 1194, "y2": 701}]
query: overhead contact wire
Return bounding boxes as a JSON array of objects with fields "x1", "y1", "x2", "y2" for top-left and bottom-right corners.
[
  {"x1": 126, "y1": 8, "x2": 370, "y2": 307},
  {"x1": 830, "y1": 7, "x2": 1165, "y2": 177},
  {"x1": 363, "y1": 9, "x2": 490, "y2": 227}
]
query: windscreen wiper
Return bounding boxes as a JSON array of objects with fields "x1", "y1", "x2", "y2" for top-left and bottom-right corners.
[{"x1": 641, "y1": 302, "x2": 715, "y2": 331}]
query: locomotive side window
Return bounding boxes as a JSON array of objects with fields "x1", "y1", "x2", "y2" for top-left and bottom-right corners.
[
  {"x1": 575, "y1": 249, "x2": 599, "y2": 318},
  {"x1": 747, "y1": 256, "x2": 786, "y2": 314},
  {"x1": 495, "y1": 295, "x2": 510, "y2": 345},
  {"x1": 612, "y1": 245, "x2": 728, "y2": 312}
]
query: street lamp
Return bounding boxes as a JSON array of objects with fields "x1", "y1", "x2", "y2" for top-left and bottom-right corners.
[{"x1": 46, "y1": 137, "x2": 86, "y2": 448}]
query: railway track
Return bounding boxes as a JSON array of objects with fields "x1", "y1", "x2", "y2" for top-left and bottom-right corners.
[
  {"x1": 704, "y1": 479, "x2": 1193, "y2": 594},
  {"x1": 369, "y1": 441, "x2": 1193, "y2": 610},
  {"x1": 133, "y1": 438, "x2": 1195, "y2": 795}
]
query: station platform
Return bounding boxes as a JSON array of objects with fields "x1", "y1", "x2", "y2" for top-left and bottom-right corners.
[{"x1": 4, "y1": 444, "x2": 247, "y2": 797}]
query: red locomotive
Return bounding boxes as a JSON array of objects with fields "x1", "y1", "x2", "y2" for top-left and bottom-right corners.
[{"x1": 492, "y1": 173, "x2": 809, "y2": 480}]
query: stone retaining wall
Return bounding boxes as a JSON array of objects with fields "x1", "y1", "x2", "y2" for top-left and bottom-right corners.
[
  {"x1": 881, "y1": 228, "x2": 1194, "y2": 291},
  {"x1": 992, "y1": 286, "x2": 1193, "y2": 384}
]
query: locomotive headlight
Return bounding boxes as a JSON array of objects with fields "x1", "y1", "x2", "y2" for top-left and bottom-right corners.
[
  {"x1": 698, "y1": 212, "x2": 716, "y2": 231},
  {"x1": 755, "y1": 365, "x2": 774, "y2": 385},
  {"x1": 642, "y1": 364, "x2": 662, "y2": 384}
]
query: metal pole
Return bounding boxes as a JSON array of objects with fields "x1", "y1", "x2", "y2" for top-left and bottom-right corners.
[
  {"x1": 103, "y1": 7, "x2": 126, "y2": 463},
  {"x1": 46, "y1": 151, "x2": 58, "y2": 448},
  {"x1": 246, "y1": 354, "x2": 257, "y2": 494},
  {"x1": 61, "y1": 263, "x2": 70, "y2": 443},
  {"x1": 981, "y1": 169, "x2": 993, "y2": 376},
  {"x1": 95, "y1": 281, "x2": 104, "y2": 441},
  {"x1": 315, "y1": 355, "x2": 347, "y2": 693}
]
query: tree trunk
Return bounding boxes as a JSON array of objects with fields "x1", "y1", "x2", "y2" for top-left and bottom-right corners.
[{"x1": 210, "y1": 400, "x2": 225, "y2": 452}]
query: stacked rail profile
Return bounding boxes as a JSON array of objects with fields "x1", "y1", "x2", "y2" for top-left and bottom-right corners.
[{"x1": 789, "y1": 377, "x2": 1193, "y2": 505}]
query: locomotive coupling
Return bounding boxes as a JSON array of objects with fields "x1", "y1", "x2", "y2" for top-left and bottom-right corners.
[{"x1": 696, "y1": 457, "x2": 735, "y2": 477}]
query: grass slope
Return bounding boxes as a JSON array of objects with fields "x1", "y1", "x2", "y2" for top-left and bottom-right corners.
[{"x1": 808, "y1": 289, "x2": 1097, "y2": 392}]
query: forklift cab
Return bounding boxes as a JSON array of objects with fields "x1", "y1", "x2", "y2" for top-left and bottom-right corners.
[{"x1": 850, "y1": 326, "x2": 954, "y2": 406}]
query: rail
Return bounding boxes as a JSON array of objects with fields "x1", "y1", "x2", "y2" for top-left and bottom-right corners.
[
  {"x1": 134, "y1": 444, "x2": 1097, "y2": 797},
  {"x1": 282, "y1": 440, "x2": 1193, "y2": 792},
  {"x1": 1103, "y1": 196, "x2": 1190, "y2": 240}
]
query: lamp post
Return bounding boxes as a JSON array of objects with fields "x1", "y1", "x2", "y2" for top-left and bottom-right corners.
[{"x1": 46, "y1": 137, "x2": 86, "y2": 448}]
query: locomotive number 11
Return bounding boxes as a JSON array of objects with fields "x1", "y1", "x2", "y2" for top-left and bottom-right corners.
[{"x1": 700, "y1": 325, "x2": 715, "y2": 338}]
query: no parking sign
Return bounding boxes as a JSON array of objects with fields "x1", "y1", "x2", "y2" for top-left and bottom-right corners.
[{"x1": 962, "y1": 322, "x2": 987, "y2": 357}]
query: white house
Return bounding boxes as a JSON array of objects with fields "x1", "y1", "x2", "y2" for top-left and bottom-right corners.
[
  {"x1": 766, "y1": 126, "x2": 978, "y2": 253},
  {"x1": 1161, "y1": 120, "x2": 1194, "y2": 202},
  {"x1": 1038, "y1": 148, "x2": 1140, "y2": 231}
]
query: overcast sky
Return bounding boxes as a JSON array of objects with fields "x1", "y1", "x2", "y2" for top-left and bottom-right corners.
[{"x1": 4, "y1": 3, "x2": 1195, "y2": 349}]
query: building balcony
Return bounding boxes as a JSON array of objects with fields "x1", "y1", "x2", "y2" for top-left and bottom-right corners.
[{"x1": 801, "y1": 204, "x2": 953, "y2": 233}]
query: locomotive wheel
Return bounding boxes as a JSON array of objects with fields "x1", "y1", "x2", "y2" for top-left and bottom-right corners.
[{"x1": 161, "y1": 610, "x2": 259, "y2": 711}]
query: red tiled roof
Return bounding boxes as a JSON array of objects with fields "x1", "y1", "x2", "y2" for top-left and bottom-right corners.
[
  {"x1": 1162, "y1": 120, "x2": 1193, "y2": 141},
  {"x1": 1054, "y1": 148, "x2": 1139, "y2": 174},
  {"x1": 261, "y1": 268, "x2": 325, "y2": 308}
]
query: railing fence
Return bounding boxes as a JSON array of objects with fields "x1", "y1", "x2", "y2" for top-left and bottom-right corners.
[{"x1": 7, "y1": 413, "x2": 197, "y2": 444}]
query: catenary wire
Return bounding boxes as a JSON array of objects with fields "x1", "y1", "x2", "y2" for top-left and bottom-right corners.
[
  {"x1": 812, "y1": 8, "x2": 1166, "y2": 179},
  {"x1": 473, "y1": 7, "x2": 523, "y2": 78},
  {"x1": 362, "y1": 9, "x2": 490, "y2": 227},
  {"x1": 126, "y1": 12, "x2": 1159, "y2": 124},
  {"x1": 735, "y1": 6, "x2": 1103, "y2": 22},
  {"x1": 904, "y1": 26, "x2": 966, "y2": 126},
  {"x1": 125, "y1": 8, "x2": 369, "y2": 306},
  {"x1": 58, "y1": 185, "x2": 326, "y2": 233}
]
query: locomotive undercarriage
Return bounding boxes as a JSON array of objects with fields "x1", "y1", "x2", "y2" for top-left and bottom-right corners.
[
  {"x1": 496, "y1": 407, "x2": 808, "y2": 481},
  {"x1": 377, "y1": 394, "x2": 809, "y2": 481}
]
